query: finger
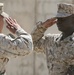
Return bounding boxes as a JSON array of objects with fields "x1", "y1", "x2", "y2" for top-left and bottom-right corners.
[
  {"x1": 5, "y1": 18, "x2": 14, "y2": 27},
  {"x1": 9, "y1": 17, "x2": 14, "y2": 22},
  {"x1": 5, "y1": 18, "x2": 13, "y2": 25},
  {"x1": 6, "y1": 25, "x2": 11, "y2": 29},
  {"x1": 8, "y1": 18, "x2": 14, "y2": 24},
  {"x1": 45, "y1": 18, "x2": 55, "y2": 23},
  {"x1": 51, "y1": 20, "x2": 57, "y2": 25},
  {"x1": 51, "y1": 17, "x2": 57, "y2": 20},
  {"x1": 13, "y1": 19, "x2": 17, "y2": 23},
  {"x1": 6, "y1": 18, "x2": 14, "y2": 25},
  {"x1": 6, "y1": 25, "x2": 14, "y2": 31},
  {"x1": 47, "y1": 17, "x2": 57, "y2": 22}
]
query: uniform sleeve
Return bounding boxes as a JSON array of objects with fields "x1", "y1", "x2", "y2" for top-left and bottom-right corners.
[
  {"x1": 31, "y1": 22, "x2": 47, "y2": 53},
  {"x1": 0, "y1": 28, "x2": 33, "y2": 57},
  {"x1": 31, "y1": 22, "x2": 47, "y2": 42}
]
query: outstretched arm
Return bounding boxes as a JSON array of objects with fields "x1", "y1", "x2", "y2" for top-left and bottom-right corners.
[
  {"x1": 31, "y1": 18, "x2": 57, "y2": 53},
  {"x1": 32, "y1": 17, "x2": 57, "y2": 43},
  {"x1": 0, "y1": 17, "x2": 33, "y2": 57}
]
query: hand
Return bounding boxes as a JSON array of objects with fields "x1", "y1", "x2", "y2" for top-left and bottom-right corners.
[
  {"x1": 42, "y1": 17, "x2": 57, "y2": 28},
  {"x1": 5, "y1": 17, "x2": 21, "y2": 34}
]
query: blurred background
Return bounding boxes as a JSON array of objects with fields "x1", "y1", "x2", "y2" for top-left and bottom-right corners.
[{"x1": 0, "y1": 0, "x2": 73, "y2": 75}]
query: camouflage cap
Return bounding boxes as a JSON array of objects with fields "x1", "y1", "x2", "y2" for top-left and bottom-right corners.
[{"x1": 56, "y1": 3, "x2": 74, "y2": 17}]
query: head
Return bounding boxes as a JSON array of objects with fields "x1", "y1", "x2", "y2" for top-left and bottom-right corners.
[{"x1": 56, "y1": 3, "x2": 74, "y2": 33}]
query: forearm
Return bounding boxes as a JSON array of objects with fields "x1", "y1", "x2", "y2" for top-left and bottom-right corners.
[
  {"x1": 16, "y1": 28, "x2": 33, "y2": 51},
  {"x1": 31, "y1": 22, "x2": 47, "y2": 43},
  {"x1": 31, "y1": 22, "x2": 47, "y2": 53}
]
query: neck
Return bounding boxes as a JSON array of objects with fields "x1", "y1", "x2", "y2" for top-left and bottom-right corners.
[{"x1": 61, "y1": 30, "x2": 74, "y2": 40}]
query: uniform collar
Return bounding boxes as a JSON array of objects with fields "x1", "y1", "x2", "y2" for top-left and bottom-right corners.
[{"x1": 56, "y1": 32, "x2": 74, "y2": 43}]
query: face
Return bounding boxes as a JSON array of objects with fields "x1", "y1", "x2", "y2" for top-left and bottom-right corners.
[{"x1": 57, "y1": 15, "x2": 74, "y2": 33}]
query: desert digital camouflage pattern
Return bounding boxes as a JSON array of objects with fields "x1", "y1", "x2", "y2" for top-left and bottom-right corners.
[
  {"x1": 56, "y1": 3, "x2": 74, "y2": 17},
  {"x1": 0, "y1": 3, "x2": 34, "y2": 75},
  {"x1": 58, "y1": 3, "x2": 74, "y2": 14},
  {"x1": 0, "y1": 27, "x2": 33, "y2": 75},
  {"x1": 31, "y1": 23, "x2": 74, "y2": 75},
  {"x1": 31, "y1": 22, "x2": 46, "y2": 53}
]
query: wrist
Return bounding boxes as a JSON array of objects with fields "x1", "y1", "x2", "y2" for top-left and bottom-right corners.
[
  {"x1": 42, "y1": 25, "x2": 48, "y2": 28},
  {"x1": 36, "y1": 21, "x2": 47, "y2": 29}
]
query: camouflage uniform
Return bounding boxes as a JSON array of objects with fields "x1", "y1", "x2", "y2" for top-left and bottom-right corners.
[
  {"x1": 0, "y1": 27, "x2": 33, "y2": 75},
  {"x1": 31, "y1": 23, "x2": 74, "y2": 75}
]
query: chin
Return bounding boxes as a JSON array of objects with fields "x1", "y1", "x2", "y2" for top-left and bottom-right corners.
[{"x1": 58, "y1": 27, "x2": 62, "y2": 31}]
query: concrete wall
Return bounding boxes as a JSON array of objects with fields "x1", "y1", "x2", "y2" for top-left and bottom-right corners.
[
  {"x1": 35, "y1": 0, "x2": 73, "y2": 34},
  {"x1": 0, "y1": 0, "x2": 73, "y2": 75},
  {"x1": 0, "y1": 0, "x2": 36, "y2": 34}
]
